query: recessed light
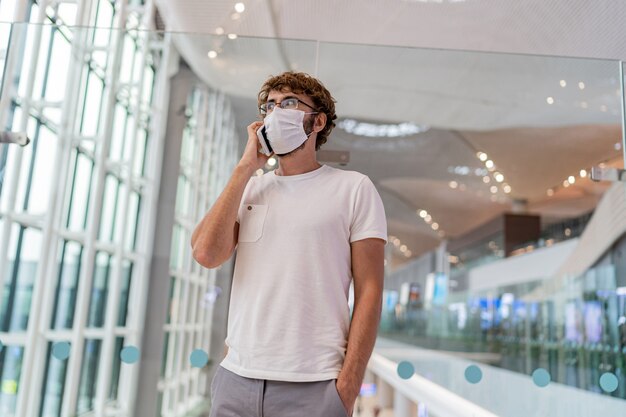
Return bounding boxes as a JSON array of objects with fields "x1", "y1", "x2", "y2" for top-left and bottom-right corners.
[
  {"x1": 477, "y1": 152, "x2": 488, "y2": 161},
  {"x1": 215, "y1": 27, "x2": 224, "y2": 35},
  {"x1": 424, "y1": 215, "x2": 432, "y2": 223},
  {"x1": 208, "y1": 50, "x2": 217, "y2": 59},
  {"x1": 503, "y1": 184, "x2": 511, "y2": 194},
  {"x1": 580, "y1": 169, "x2": 587, "y2": 178},
  {"x1": 235, "y1": 2, "x2": 245, "y2": 13},
  {"x1": 419, "y1": 210, "x2": 427, "y2": 218},
  {"x1": 482, "y1": 176, "x2": 490, "y2": 184},
  {"x1": 581, "y1": 101, "x2": 588, "y2": 109},
  {"x1": 578, "y1": 82, "x2": 585, "y2": 90},
  {"x1": 267, "y1": 157, "x2": 277, "y2": 166},
  {"x1": 494, "y1": 172, "x2": 504, "y2": 183},
  {"x1": 568, "y1": 176, "x2": 575, "y2": 184},
  {"x1": 485, "y1": 160, "x2": 494, "y2": 169},
  {"x1": 546, "y1": 97, "x2": 554, "y2": 104},
  {"x1": 231, "y1": 12, "x2": 241, "y2": 20},
  {"x1": 431, "y1": 223, "x2": 439, "y2": 230},
  {"x1": 490, "y1": 186, "x2": 498, "y2": 194},
  {"x1": 449, "y1": 181, "x2": 458, "y2": 189},
  {"x1": 228, "y1": 33, "x2": 238, "y2": 40},
  {"x1": 400, "y1": 244, "x2": 407, "y2": 252},
  {"x1": 560, "y1": 80, "x2": 567, "y2": 87},
  {"x1": 547, "y1": 189, "x2": 554, "y2": 196}
]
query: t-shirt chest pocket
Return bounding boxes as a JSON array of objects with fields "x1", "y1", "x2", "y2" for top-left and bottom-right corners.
[{"x1": 238, "y1": 204, "x2": 268, "y2": 242}]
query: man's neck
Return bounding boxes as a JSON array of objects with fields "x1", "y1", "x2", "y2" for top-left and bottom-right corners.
[{"x1": 274, "y1": 158, "x2": 321, "y2": 176}]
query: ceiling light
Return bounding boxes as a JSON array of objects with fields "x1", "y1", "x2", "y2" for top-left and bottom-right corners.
[
  {"x1": 547, "y1": 189, "x2": 554, "y2": 196},
  {"x1": 580, "y1": 169, "x2": 587, "y2": 178},
  {"x1": 485, "y1": 160, "x2": 494, "y2": 169},
  {"x1": 419, "y1": 210, "x2": 427, "y2": 218},
  {"x1": 337, "y1": 119, "x2": 430, "y2": 137},
  {"x1": 568, "y1": 176, "x2": 575, "y2": 184},
  {"x1": 215, "y1": 27, "x2": 224, "y2": 35},
  {"x1": 546, "y1": 97, "x2": 554, "y2": 105},
  {"x1": 601, "y1": 105, "x2": 608, "y2": 112},
  {"x1": 482, "y1": 176, "x2": 490, "y2": 184},
  {"x1": 235, "y1": 2, "x2": 245, "y2": 12},
  {"x1": 400, "y1": 245, "x2": 407, "y2": 252},
  {"x1": 231, "y1": 12, "x2": 241, "y2": 20},
  {"x1": 267, "y1": 157, "x2": 277, "y2": 166},
  {"x1": 494, "y1": 173, "x2": 504, "y2": 183},
  {"x1": 405, "y1": 250, "x2": 412, "y2": 257},
  {"x1": 208, "y1": 50, "x2": 217, "y2": 59},
  {"x1": 503, "y1": 184, "x2": 511, "y2": 193},
  {"x1": 490, "y1": 186, "x2": 498, "y2": 194},
  {"x1": 255, "y1": 169, "x2": 264, "y2": 176},
  {"x1": 560, "y1": 80, "x2": 567, "y2": 87},
  {"x1": 563, "y1": 180, "x2": 570, "y2": 187},
  {"x1": 581, "y1": 101, "x2": 588, "y2": 109},
  {"x1": 393, "y1": 239, "x2": 400, "y2": 247},
  {"x1": 477, "y1": 152, "x2": 488, "y2": 161},
  {"x1": 228, "y1": 33, "x2": 238, "y2": 40},
  {"x1": 431, "y1": 223, "x2": 439, "y2": 230},
  {"x1": 578, "y1": 82, "x2": 585, "y2": 90},
  {"x1": 424, "y1": 215, "x2": 432, "y2": 223},
  {"x1": 449, "y1": 181, "x2": 458, "y2": 189}
]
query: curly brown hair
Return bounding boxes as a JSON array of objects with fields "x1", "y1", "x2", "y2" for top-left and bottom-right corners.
[{"x1": 258, "y1": 72, "x2": 337, "y2": 150}]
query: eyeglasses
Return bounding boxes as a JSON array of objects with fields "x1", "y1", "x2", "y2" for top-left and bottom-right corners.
[{"x1": 259, "y1": 97, "x2": 318, "y2": 115}]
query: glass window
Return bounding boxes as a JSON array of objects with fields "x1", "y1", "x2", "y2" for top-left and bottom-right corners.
[
  {"x1": 93, "y1": 0, "x2": 114, "y2": 48},
  {"x1": 38, "y1": 342, "x2": 69, "y2": 417},
  {"x1": 113, "y1": 182, "x2": 127, "y2": 243},
  {"x1": 133, "y1": 128, "x2": 147, "y2": 177},
  {"x1": 116, "y1": 260, "x2": 132, "y2": 326},
  {"x1": 123, "y1": 113, "x2": 135, "y2": 162},
  {"x1": 79, "y1": 70, "x2": 104, "y2": 137},
  {"x1": 26, "y1": 125, "x2": 58, "y2": 216},
  {"x1": 50, "y1": 240, "x2": 83, "y2": 330},
  {"x1": 45, "y1": 29, "x2": 71, "y2": 104},
  {"x1": 109, "y1": 105, "x2": 127, "y2": 162},
  {"x1": 98, "y1": 174, "x2": 119, "y2": 242},
  {"x1": 75, "y1": 339, "x2": 101, "y2": 415},
  {"x1": 108, "y1": 337, "x2": 124, "y2": 400},
  {"x1": 86, "y1": 252, "x2": 111, "y2": 328},
  {"x1": 0, "y1": 345, "x2": 24, "y2": 416},
  {"x1": 124, "y1": 192, "x2": 140, "y2": 251},
  {"x1": 1, "y1": 227, "x2": 42, "y2": 332},
  {"x1": 119, "y1": 36, "x2": 135, "y2": 84},
  {"x1": 65, "y1": 151, "x2": 94, "y2": 232}
]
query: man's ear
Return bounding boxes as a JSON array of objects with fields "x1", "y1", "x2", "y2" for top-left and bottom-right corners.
[{"x1": 314, "y1": 113, "x2": 327, "y2": 133}]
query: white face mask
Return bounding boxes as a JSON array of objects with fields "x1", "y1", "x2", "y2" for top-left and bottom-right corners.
[{"x1": 263, "y1": 107, "x2": 314, "y2": 154}]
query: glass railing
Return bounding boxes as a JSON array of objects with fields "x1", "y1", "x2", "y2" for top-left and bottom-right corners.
[{"x1": 381, "y1": 255, "x2": 626, "y2": 400}]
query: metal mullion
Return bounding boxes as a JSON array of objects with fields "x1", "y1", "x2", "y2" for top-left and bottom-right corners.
[
  {"x1": 25, "y1": 9, "x2": 92, "y2": 409},
  {"x1": 12, "y1": 1, "x2": 89, "y2": 415},
  {"x1": 94, "y1": 9, "x2": 153, "y2": 413},
  {"x1": 0, "y1": 3, "x2": 49, "y2": 328},
  {"x1": 124, "y1": 30, "x2": 171, "y2": 416},
  {"x1": 60, "y1": 1, "x2": 129, "y2": 415},
  {"x1": 0, "y1": 331, "x2": 27, "y2": 345}
]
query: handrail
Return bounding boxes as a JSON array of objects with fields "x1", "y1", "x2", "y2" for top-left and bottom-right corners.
[{"x1": 368, "y1": 353, "x2": 500, "y2": 417}]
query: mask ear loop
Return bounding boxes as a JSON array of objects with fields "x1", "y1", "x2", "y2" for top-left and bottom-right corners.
[{"x1": 303, "y1": 111, "x2": 320, "y2": 137}]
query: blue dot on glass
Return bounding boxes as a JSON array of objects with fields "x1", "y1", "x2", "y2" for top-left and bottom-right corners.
[
  {"x1": 397, "y1": 361, "x2": 414, "y2": 379},
  {"x1": 120, "y1": 346, "x2": 140, "y2": 364},
  {"x1": 599, "y1": 373, "x2": 619, "y2": 393},
  {"x1": 465, "y1": 365, "x2": 483, "y2": 384},
  {"x1": 52, "y1": 342, "x2": 71, "y2": 360},
  {"x1": 190, "y1": 349, "x2": 209, "y2": 368},
  {"x1": 532, "y1": 368, "x2": 551, "y2": 387}
]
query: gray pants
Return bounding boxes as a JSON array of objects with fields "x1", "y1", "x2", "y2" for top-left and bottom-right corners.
[{"x1": 209, "y1": 365, "x2": 351, "y2": 417}]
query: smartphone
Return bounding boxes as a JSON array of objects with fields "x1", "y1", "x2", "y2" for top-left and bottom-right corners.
[{"x1": 256, "y1": 125, "x2": 273, "y2": 156}]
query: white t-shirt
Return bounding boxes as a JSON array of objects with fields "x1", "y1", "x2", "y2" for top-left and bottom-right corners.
[{"x1": 220, "y1": 164, "x2": 387, "y2": 382}]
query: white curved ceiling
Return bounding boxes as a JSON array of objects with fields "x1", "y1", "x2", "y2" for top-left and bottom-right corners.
[{"x1": 158, "y1": 0, "x2": 626, "y2": 265}]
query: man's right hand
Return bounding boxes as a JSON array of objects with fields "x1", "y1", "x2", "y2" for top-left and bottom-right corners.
[{"x1": 238, "y1": 121, "x2": 272, "y2": 171}]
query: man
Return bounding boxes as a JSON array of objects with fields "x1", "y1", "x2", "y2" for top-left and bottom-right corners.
[{"x1": 191, "y1": 72, "x2": 387, "y2": 417}]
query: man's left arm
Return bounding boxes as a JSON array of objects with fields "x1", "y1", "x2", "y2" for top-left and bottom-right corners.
[{"x1": 337, "y1": 237, "x2": 385, "y2": 416}]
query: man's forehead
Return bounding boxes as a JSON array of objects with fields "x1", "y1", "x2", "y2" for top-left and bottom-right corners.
[{"x1": 267, "y1": 89, "x2": 304, "y2": 100}]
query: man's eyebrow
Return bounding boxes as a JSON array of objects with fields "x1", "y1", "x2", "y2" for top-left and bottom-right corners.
[{"x1": 267, "y1": 95, "x2": 298, "y2": 102}]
